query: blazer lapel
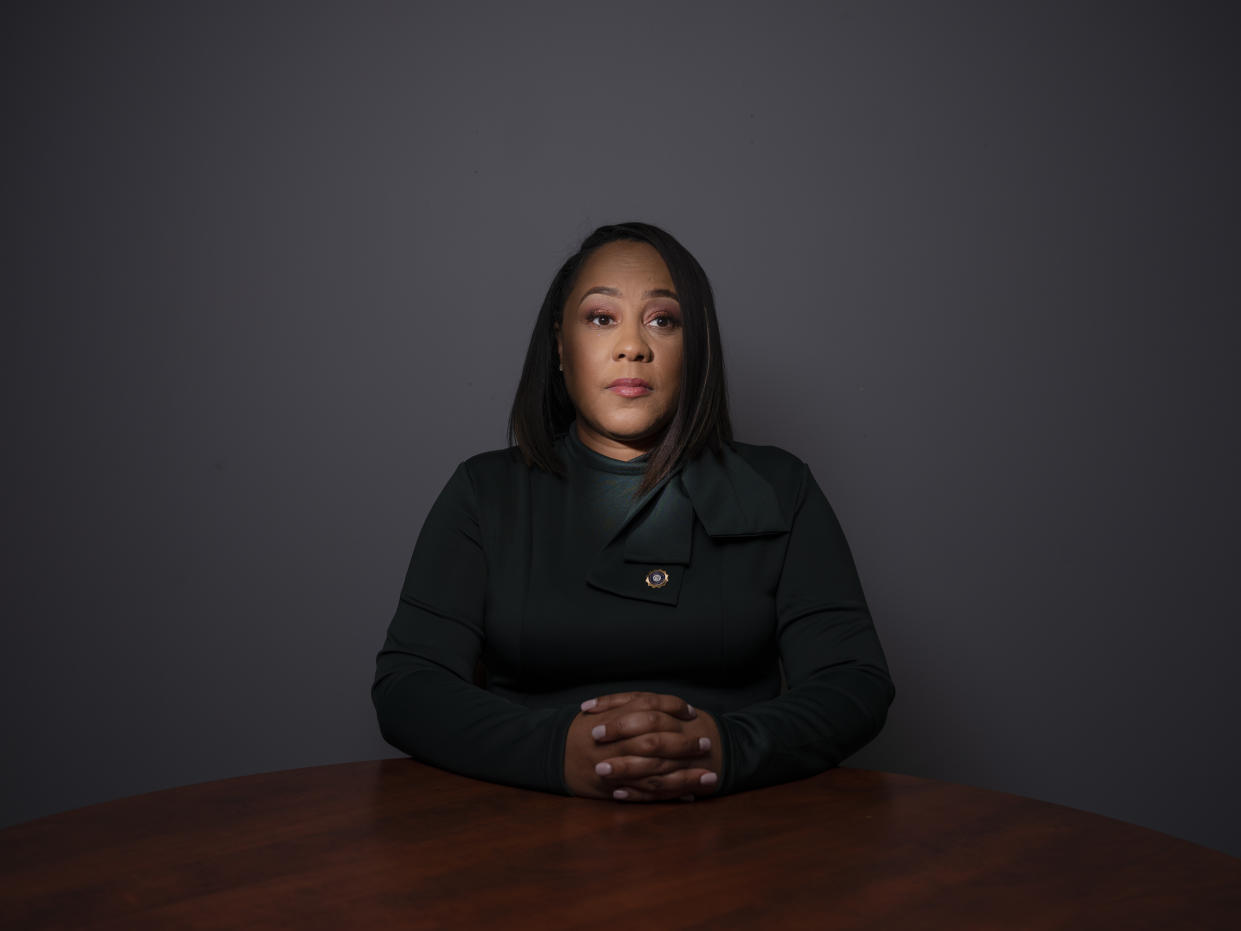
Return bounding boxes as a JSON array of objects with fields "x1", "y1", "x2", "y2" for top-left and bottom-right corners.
[
  {"x1": 585, "y1": 445, "x2": 790, "y2": 606},
  {"x1": 586, "y1": 473, "x2": 693, "y2": 606},
  {"x1": 681, "y1": 445, "x2": 791, "y2": 537}
]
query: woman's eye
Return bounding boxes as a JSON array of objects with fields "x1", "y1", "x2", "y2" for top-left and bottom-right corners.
[
  {"x1": 648, "y1": 315, "x2": 679, "y2": 329},
  {"x1": 587, "y1": 312, "x2": 614, "y2": 326}
]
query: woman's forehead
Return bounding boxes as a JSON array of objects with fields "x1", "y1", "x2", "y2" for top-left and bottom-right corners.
[{"x1": 573, "y1": 242, "x2": 675, "y2": 297}]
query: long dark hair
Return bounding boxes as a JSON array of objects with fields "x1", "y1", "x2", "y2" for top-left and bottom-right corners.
[{"x1": 508, "y1": 221, "x2": 732, "y2": 494}]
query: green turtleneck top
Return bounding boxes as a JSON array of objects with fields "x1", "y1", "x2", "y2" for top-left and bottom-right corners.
[
  {"x1": 372, "y1": 425, "x2": 893, "y2": 795},
  {"x1": 560, "y1": 424, "x2": 650, "y2": 547}
]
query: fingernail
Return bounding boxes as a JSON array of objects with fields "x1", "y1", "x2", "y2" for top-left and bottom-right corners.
[
  {"x1": 591, "y1": 725, "x2": 606, "y2": 740},
  {"x1": 698, "y1": 737, "x2": 711, "y2": 751},
  {"x1": 613, "y1": 789, "x2": 629, "y2": 800},
  {"x1": 580, "y1": 698, "x2": 597, "y2": 710},
  {"x1": 595, "y1": 762, "x2": 612, "y2": 776},
  {"x1": 686, "y1": 703, "x2": 697, "y2": 717},
  {"x1": 701, "y1": 772, "x2": 718, "y2": 786}
]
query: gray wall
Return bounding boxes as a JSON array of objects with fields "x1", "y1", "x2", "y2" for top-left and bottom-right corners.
[{"x1": 5, "y1": 1, "x2": 1239, "y2": 856}]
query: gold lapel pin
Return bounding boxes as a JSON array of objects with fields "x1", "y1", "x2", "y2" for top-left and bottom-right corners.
[{"x1": 645, "y1": 568, "x2": 670, "y2": 589}]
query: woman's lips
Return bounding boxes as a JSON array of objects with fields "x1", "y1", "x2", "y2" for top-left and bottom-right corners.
[{"x1": 608, "y1": 378, "x2": 652, "y2": 398}]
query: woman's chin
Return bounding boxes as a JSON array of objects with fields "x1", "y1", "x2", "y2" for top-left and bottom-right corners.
[
  {"x1": 602, "y1": 417, "x2": 670, "y2": 440},
  {"x1": 578, "y1": 418, "x2": 669, "y2": 454}
]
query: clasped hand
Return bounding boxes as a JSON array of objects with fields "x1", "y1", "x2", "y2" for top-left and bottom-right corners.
[{"x1": 563, "y1": 691, "x2": 723, "y2": 802}]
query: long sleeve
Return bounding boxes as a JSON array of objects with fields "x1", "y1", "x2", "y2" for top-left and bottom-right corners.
[
  {"x1": 371, "y1": 463, "x2": 578, "y2": 793},
  {"x1": 715, "y1": 466, "x2": 894, "y2": 794}
]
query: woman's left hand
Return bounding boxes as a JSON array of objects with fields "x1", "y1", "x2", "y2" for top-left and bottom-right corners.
[{"x1": 580, "y1": 691, "x2": 724, "y2": 801}]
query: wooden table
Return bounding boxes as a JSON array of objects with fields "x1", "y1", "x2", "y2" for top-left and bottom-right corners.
[{"x1": 3, "y1": 760, "x2": 1239, "y2": 928}]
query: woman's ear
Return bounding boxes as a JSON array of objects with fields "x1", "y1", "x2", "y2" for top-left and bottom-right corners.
[{"x1": 554, "y1": 322, "x2": 563, "y2": 371}]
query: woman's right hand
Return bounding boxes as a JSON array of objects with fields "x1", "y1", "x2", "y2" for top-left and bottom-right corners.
[{"x1": 563, "y1": 692, "x2": 720, "y2": 801}]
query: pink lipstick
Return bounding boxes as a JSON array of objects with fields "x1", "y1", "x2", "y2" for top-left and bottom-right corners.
[{"x1": 608, "y1": 378, "x2": 652, "y2": 397}]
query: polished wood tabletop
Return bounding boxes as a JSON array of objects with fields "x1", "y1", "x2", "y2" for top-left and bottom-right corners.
[{"x1": 2, "y1": 759, "x2": 1239, "y2": 929}]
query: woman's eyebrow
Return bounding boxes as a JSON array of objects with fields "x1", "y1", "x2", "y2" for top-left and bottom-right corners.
[{"x1": 579, "y1": 286, "x2": 680, "y2": 302}]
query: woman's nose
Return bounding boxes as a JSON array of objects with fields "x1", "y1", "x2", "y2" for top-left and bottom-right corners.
[{"x1": 612, "y1": 320, "x2": 650, "y2": 361}]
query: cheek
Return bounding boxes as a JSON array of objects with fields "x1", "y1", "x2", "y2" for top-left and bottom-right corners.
[
  {"x1": 561, "y1": 331, "x2": 591, "y2": 366},
  {"x1": 662, "y1": 346, "x2": 684, "y2": 395},
  {"x1": 562, "y1": 344, "x2": 591, "y2": 381},
  {"x1": 561, "y1": 340, "x2": 600, "y2": 402}
]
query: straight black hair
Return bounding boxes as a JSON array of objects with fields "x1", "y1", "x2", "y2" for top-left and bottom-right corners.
[{"x1": 508, "y1": 221, "x2": 732, "y2": 495}]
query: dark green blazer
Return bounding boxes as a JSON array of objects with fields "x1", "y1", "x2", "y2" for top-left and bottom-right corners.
[{"x1": 372, "y1": 432, "x2": 894, "y2": 795}]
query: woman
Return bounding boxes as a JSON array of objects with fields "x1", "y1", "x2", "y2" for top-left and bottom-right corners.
[{"x1": 372, "y1": 222, "x2": 893, "y2": 802}]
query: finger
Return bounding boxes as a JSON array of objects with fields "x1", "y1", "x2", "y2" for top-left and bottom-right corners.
[
  {"x1": 611, "y1": 732, "x2": 711, "y2": 761},
  {"x1": 610, "y1": 787, "x2": 660, "y2": 803},
  {"x1": 590, "y1": 709, "x2": 682, "y2": 743},
  {"x1": 612, "y1": 769, "x2": 720, "y2": 802},
  {"x1": 594, "y1": 755, "x2": 695, "y2": 782},
  {"x1": 610, "y1": 785, "x2": 683, "y2": 803},
  {"x1": 632, "y1": 769, "x2": 719, "y2": 796},
  {"x1": 580, "y1": 692, "x2": 698, "y2": 721},
  {"x1": 579, "y1": 692, "x2": 642, "y2": 714}
]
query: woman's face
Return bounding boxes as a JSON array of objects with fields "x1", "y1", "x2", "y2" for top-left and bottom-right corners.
[{"x1": 556, "y1": 241, "x2": 684, "y2": 461}]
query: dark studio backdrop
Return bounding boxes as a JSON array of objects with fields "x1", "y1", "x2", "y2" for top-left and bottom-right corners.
[{"x1": 4, "y1": 1, "x2": 1239, "y2": 856}]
